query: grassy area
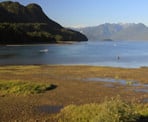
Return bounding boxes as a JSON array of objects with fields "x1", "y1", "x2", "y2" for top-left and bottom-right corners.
[
  {"x1": 0, "y1": 65, "x2": 148, "y2": 121},
  {"x1": 57, "y1": 96, "x2": 148, "y2": 122},
  {"x1": 0, "y1": 80, "x2": 54, "y2": 95}
]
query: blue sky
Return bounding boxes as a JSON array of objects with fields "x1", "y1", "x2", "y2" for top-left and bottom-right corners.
[{"x1": 1, "y1": 0, "x2": 148, "y2": 27}]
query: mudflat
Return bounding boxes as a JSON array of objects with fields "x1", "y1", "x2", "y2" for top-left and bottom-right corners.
[{"x1": 0, "y1": 65, "x2": 148, "y2": 121}]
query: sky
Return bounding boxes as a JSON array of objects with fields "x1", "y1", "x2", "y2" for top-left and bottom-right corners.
[{"x1": 1, "y1": 0, "x2": 148, "y2": 27}]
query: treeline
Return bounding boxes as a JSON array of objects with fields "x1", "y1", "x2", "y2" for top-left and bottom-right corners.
[
  {"x1": 0, "y1": 23, "x2": 54, "y2": 44},
  {"x1": 0, "y1": 1, "x2": 87, "y2": 44},
  {"x1": 0, "y1": 23, "x2": 86, "y2": 44}
]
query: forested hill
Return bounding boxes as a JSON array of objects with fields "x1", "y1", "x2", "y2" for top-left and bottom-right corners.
[{"x1": 0, "y1": 1, "x2": 87, "y2": 44}]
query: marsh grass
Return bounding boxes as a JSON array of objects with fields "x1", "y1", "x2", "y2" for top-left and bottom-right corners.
[
  {"x1": 57, "y1": 96, "x2": 143, "y2": 122},
  {"x1": 0, "y1": 80, "x2": 53, "y2": 95},
  {"x1": 136, "y1": 104, "x2": 148, "y2": 117},
  {"x1": 0, "y1": 65, "x2": 148, "y2": 121}
]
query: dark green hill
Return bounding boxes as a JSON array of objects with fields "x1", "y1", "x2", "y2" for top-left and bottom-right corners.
[{"x1": 0, "y1": 1, "x2": 87, "y2": 44}]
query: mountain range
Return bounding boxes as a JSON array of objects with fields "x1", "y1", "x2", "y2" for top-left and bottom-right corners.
[
  {"x1": 0, "y1": 1, "x2": 87, "y2": 44},
  {"x1": 73, "y1": 23, "x2": 148, "y2": 41}
]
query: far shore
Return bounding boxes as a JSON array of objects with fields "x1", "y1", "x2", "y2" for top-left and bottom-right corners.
[{"x1": 0, "y1": 41, "x2": 79, "y2": 46}]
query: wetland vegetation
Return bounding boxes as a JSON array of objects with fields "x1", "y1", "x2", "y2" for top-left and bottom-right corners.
[
  {"x1": 0, "y1": 80, "x2": 54, "y2": 95},
  {"x1": 0, "y1": 65, "x2": 148, "y2": 121}
]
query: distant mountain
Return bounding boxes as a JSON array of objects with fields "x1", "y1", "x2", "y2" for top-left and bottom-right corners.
[
  {"x1": 0, "y1": 1, "x2": 87, "y2": 44},
  {"x1": 73, "y1": 23, "x2": 148, "y2": 41}
]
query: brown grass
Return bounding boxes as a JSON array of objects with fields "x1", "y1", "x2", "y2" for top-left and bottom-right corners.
[{"x1": 0, "y1": 65, "x2": 148, "y2": 121}]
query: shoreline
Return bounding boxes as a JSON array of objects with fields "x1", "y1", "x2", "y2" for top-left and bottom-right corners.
[
  {"x1": 0, "y1": 41, "x2": 79, "y2": 46},
  {"x1": 0, "y1": 64, "x2": 146, "y2": 69}
]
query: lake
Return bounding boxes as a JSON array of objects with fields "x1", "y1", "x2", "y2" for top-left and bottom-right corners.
[{"x1": 1, "y1": 41, "x2": 148, "y2": 68}]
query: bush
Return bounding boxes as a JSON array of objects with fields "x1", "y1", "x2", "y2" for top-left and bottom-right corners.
[
  {"x1": 0, "y1": 80, "x2": 53, "y2": 95},
  {"x1": 57, "y1": 96, "x2": 140, "y2": 122}
]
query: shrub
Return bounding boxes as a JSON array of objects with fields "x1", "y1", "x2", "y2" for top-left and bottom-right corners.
[
  {"x1": 0, "y1": 80, "x2": 53, "y2": 95},
  {"x1": 57, "y1": 96, "x2": 140, "y2": 122},
  {"x1": 136, "y1": 104, "x2": 148, "y2": 117}
]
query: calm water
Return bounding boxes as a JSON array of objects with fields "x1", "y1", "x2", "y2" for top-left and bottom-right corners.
[{"x1": 1, "y1": 41, "x2": 148, "y2": 68}]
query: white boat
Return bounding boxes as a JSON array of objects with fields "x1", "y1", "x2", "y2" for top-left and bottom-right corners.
[{"x1": 39, "y1": 49, "x2": 48, "y2": 53}]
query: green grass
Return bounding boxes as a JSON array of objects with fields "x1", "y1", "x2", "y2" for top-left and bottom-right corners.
[
  {"x1": 0, "y1": 80, "x2": 54, "y2": 95},
  {"x1": 57, "y1": 96, "x2": 148, "y2": 122}
]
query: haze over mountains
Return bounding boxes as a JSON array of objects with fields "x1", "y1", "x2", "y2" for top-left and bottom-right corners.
[
  {"x1": 0, "y1": 1, "x2": 87, "y2": 44},
  {"x1": 73, "y1": 23, "x2": 148, "y2": 41}
]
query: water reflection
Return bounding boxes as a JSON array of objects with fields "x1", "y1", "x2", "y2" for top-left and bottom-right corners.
[
  {"x1": 0, "y1": 53, "x2": 18, "y2": 58},
  {"x1": 37, "y1": 105, "x2": 63, "y2": 114},
  {"x1": 84, "y1": 77, "x2": 148, "y2": 93},
  {"x1": 134, "y1": 89, "x2": 148, "y2": 93},
  {"x1": 84, "y1": 77, "x2": 137, "y2": 85}
]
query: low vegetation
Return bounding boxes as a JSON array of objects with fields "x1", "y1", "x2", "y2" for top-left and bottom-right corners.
[
  {"x1": 0, "y1": 80, "x2": 53, "y2": 95},
  {"x1": 0, "y1": 65, "x2": 148, "y2": 121},
  {"x1": 57, "y1": 96, "x2": 148, "y2": 122}
]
